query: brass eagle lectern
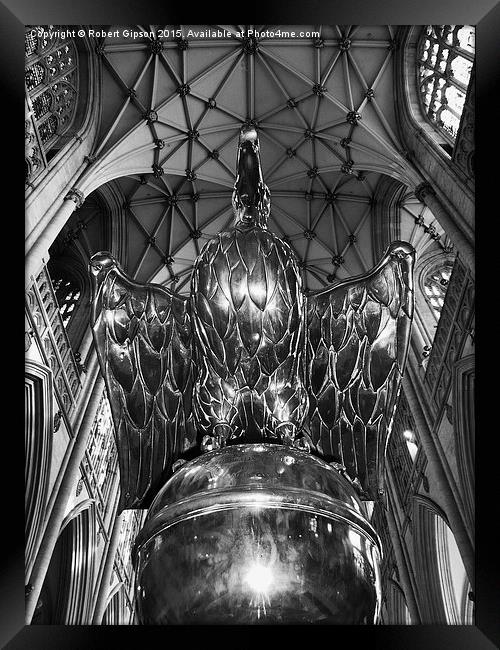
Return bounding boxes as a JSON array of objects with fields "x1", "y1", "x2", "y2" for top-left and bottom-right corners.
[{"x1": 90, "y1": 125, "x2": 414, "y2": 624}]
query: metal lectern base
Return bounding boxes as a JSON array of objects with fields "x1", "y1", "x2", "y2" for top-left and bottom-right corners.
[{"x1": 133, "y1": 444, "x2": 382, "y2": 625}]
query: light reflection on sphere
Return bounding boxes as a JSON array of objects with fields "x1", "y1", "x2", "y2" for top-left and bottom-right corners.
[{"x1": 134, "y1": 444, "x2": 382, "y2": 624}]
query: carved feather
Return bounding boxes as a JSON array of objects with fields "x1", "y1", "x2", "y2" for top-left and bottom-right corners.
[
  {"x1": 191, "y1": 226, "x2": 308, "y2": 442},
  {"x1": 90, "y1": 252, "x2": 195, "y2": 512},
  {"x1": 305, "y1": 241, "x2": 415, "y2": 499}
]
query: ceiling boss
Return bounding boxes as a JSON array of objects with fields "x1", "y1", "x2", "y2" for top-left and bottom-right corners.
[{"x1": 89, "y1": 125, "x2": 415, "y2": 624}]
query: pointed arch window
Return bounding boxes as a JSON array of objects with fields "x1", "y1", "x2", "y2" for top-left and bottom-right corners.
[
  {"x1": 47, "y1": 228, "x2": 94, "y2": 353},
  {"x1": 25, "y1": 26, "x2": 79, "y2": 173},
  {"x1": 51, "y1": 275, "x2": 81, "y2": 327},
  {"x1": 422, "y1": 259, "x2": 454, "y2": 320},
  {"x1": 417, "y1": 26, "x2": 474, "y2": 145}
]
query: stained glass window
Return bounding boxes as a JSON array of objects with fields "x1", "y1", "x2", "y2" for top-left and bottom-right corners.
[
  {"x1": 417, "y1": 25, "x2": 474, "y2": 142},
  {"x1": 25, "y1": 26, "x2": 79, "y2": 165}
]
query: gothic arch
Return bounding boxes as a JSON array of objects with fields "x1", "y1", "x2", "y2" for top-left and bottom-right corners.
[
  {"x1": 394, "y1": 25, "x2": 475, "y2": 237},
  {"x1": 93, "y1": 181, "x2": 129, "y2": 265},
  {"x1": 415, "y1": 248, "x2": 456, "y2": 345},
  {"x1": 371, "y1": 176, "x2": 408, "y2": 259},
  {"x1": 23, "y1": 25, "x2": 477, "y2": 628},
  {"x1": 412, "y1": 495, "x2": 451, "y2": 622},
  {"x1": 412, "y1": 495, "x2": 472, "y2": 624},
  {"x1": 25, "y1": 29, "x2": 100, "y2": 187},
  {"x1": 25, "y1": 361, "x2": 53, "y2": 575},
  {"x1": 48, "y1": 181, "x2": 117, "y2": 263},
  {"x1": 59, "y1": 500, "x2": 97, "y2": 624},
  {"x1": 44, "y1": 181, "x2": 126, "y2": 352},
  {"x1": 46, "y1": 246, "x2": 92, "y2": 353},
  {"x1": 32, "y1": 500, "x2": 97, "y2": 624},
  {"x1": 28, "y1": 178, "x2": 129, "y2": 363},
  {"x1": 369, "y1": 177, "x2": 457, "y2": 362}
]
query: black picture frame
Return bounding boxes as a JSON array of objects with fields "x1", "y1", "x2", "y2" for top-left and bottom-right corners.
[{"x1": 11, "y1": 1, "x2": 499, "y2": 647}]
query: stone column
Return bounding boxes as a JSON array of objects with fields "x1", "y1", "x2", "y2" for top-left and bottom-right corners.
[
  {"x1": 414, "y1": 182, "x2": 474, "y2": 275},
  {"x1": 384, "y1": 481, "x2": 422, "y2": 624},
  {"x1": 91, "y1": 508, "x2": 123, "y2": 624},
  {"x1": 403, "y1": 373, "x2": 475, "y2": 587},
  {"x1": 25, "y1": 375, "x2": 105, "y2": 623},
  {"x1": 410, "y1": 315, "x2": 429, "y2": 365},
  {"x1": 25, "y1": 188, "x2": 85, "y2": 289},
  {"x1": 25, "y1": 353, "x2": 99, "y2": 580},
  {"x1": 77, "y1": 326, "x2": 95, "y2": 371}
]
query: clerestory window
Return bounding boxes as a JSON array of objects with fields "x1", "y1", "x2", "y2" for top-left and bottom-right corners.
[
  {"x1": 25, "y1": 26, "x2": 79, "y2": 177},
  {"x1": 51, "y1": 275, "x2": 82, "y2": 328},
  {"x1": 417, "y1": 25, "x2": 474, "y2": 147},
  {"x1": 422, "y1": 260, "x2": 454, "y2": 320}
]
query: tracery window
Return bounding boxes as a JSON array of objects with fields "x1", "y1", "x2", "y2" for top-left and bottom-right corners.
[
  {"x1": 116, "y1": 511, "x2": 145, "y2": 573},
  {"x1": 25, "y1": 26, "x2": 79, "y2": 173},
  {"x1": 422, "y1": 260, "x2": 454, "y2": 319},
  {"x1": 51, "y1": 275, "x2": 81, "y2": 327},
  {"x1": 387, "y1": 392, "x2": 420, "y2": 505},
  {"x1": 47, "y1": 229, "x2": 94, "y2": 353},
  {"x1": 388, "y1": 429, "x2": 414, "y2": 505},
  {"x1": 85, "y1": 394, "x2": 118, "y2": 510},
  {"x1": 114, "y1": 510, "x2": 146, "y2": 607},
  {"x1": 417, "y1": 25, "x2": 474, "y2": 144}
]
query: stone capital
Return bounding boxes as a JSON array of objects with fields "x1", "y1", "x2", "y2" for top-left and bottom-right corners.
[
  {"x1": 414, "y1": 182, "x2": 436, "y2": 203},
  {"x1": 64, "y1": 188, "x2": 85, "y2": 208}
]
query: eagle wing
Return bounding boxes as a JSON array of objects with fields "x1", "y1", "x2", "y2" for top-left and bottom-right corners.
[
  {"x1": 90, "y1": 252, "x2": 195, "y2": 512},
  {"x1": 305, "y1": 242, "x2": 415, "y2": 499}
]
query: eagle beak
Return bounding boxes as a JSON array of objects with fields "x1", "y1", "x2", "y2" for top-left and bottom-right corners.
[{"x1": 233, "y1": 126, "x2": 263, "y2": 215}]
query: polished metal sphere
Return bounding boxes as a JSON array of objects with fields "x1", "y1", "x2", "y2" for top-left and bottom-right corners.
[{"x1": 134, "y1": 444, "x2": 382, "y2": 624}]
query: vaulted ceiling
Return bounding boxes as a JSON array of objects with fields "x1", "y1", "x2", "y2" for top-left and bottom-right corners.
[{"x1": 70, "y1": 25, "x2": 449, "y2": 292}]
